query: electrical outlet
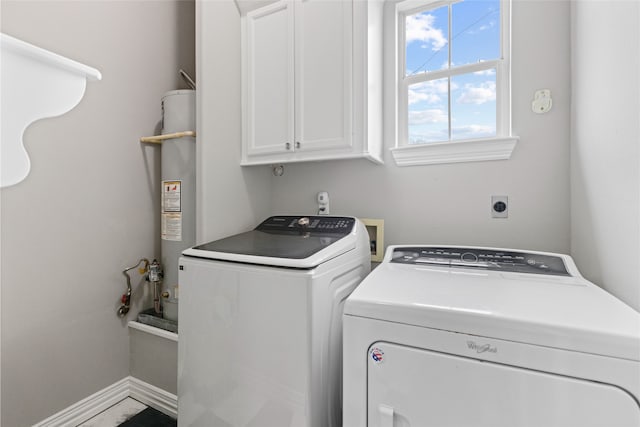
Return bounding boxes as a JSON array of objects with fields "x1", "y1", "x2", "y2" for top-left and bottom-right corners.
[
  {"x1": 491, "y1": 196, "x2": 508, "y2": 218},
  {"x1": 317, "y1": 191, "x2": 330, "y2": 215}
]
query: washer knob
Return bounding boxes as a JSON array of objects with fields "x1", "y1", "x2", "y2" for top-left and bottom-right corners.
[{"x1": 298, "y1": 217, "x2": 310, "y2": 227}]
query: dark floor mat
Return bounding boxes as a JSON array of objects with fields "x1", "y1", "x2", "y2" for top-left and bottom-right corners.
[{"x1": 118, "y1": 407, "x2": 177, "y2": 427}]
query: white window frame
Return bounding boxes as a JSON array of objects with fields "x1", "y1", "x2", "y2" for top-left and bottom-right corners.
[{"x1": 389, "y1": 0, "x2": 518, "y2": 166}]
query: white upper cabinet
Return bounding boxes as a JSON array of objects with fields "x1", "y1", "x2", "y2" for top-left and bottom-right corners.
[
  {"x1": 242, "y1": 1, "x2": 293, "y2": 158},
  {"x1": 241, "y1": 0, "x2": 383, "y2": 165}
]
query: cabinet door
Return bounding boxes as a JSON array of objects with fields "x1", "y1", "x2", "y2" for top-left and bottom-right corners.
[
  {"x1": 244, "y1": 1, "x2": 294, "y2": 157},
  {"x1": 295, "y1": 0, "x2": 352, "y2": 154}
]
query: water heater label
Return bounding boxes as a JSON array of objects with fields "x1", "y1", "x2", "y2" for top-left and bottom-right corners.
[
  {"x1": 162, "y1": 212, "x2": 182, "y2": 241},
  {"x1": 162, "y1": 180, "x2": 182, "y2": 213}
]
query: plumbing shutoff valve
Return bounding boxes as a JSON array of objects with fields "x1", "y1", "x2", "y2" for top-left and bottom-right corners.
[
  {"x1": 118, "y1": 258, "x2": 150, "y2": 317},
  {"x1": 148, "y1": 259, "x2": 163, "y2": 283}
]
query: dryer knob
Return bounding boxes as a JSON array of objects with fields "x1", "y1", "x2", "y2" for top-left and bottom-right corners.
[{"x1": 461, "y1": 252, "x2": 478, "y2": 263}]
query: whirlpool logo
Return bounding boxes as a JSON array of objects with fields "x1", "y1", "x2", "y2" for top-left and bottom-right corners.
[{"x1": 467, "y1": 341, "x2": 498, "y2": 354}]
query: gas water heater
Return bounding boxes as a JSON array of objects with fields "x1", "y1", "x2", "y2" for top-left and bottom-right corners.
[{"x1": 160, "y1": 89, "x2": 196, "y2": 322}]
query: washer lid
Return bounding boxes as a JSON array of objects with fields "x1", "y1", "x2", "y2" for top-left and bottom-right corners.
[
  {"x1": 182, "y1": 216, "x2": 359, "y2": 268},
  {"x1": 345, "y1": 245, "x2": 640, "y2": 361}
]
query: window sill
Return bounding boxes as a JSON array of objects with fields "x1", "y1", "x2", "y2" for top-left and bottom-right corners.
[{"x1": 390, "y1": 136, "x2": 519, "y2": 167}]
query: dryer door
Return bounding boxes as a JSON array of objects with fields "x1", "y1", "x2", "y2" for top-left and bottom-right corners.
[{"x1": 367, "y1": 342, "x2": 640, "y2": 427}]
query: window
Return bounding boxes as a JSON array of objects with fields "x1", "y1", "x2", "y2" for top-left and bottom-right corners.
[{"x1": 390, "y1": 0, "x2": 518, "y2": 166}]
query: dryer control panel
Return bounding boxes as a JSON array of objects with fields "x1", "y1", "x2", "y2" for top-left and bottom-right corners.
[{"x1": 391, "y1": 247, "x2": 570, "y2": 276}]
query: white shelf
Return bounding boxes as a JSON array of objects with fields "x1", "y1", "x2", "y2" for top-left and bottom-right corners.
[
  {"x1": 1, "y1": 33, "x2": 102, "y2": 188},
  {"x1": 128, "y1": 321, "x2": 178, "y2": 342},
  {"x1": 1, "y1": 33, "x2": 101, "y2": 80}
]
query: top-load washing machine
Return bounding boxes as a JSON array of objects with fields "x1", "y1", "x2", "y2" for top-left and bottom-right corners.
[
  {"x1": 178, "y1": 215, "x2": 371, "y2": 427},
  {"x1": 343, "y1": 245, "x2": 640, "y2": 427}
]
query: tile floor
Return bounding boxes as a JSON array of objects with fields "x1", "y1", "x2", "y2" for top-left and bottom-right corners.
[{"x1": 77, "y1": 397, "x2": 176, "y2": 427}]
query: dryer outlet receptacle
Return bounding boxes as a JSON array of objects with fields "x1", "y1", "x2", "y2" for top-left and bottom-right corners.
[{"x1": 491, "y1": 196, "x2": 508, "y2": 218}]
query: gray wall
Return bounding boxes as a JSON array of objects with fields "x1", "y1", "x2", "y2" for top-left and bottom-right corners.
[
  {"x1": 269, "y1": 0, "x2": 572, "y2": 254},
  {"x1": 0, "y1": 0, "x2": 637, "y2": 425},
  {"x1": 200, "y1": 0, "x2": 640, "y2": 315},
  {"x1": 129, "y1": 329, "x2": 177, "y2": 395},
  {"x1": 196, "y1": 0, "x2": 272, "y2": 244},
  {"x1": 571, "y1": 1, "x2": 640, "y2": 311},
  {"x1": 0, "y1": 1, "x2": 194, "y2": 425},
  {"x1": 198, "y1": 0, "x2": 572, "y2": 254}
]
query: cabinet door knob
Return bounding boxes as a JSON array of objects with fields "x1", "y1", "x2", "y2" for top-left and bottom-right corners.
[
  {"x1": 295, "y1": 141, "x2": 301, "y2": 149},
  {"x1": 285, "y1": 142, "x2": 291, "y2": 150}
]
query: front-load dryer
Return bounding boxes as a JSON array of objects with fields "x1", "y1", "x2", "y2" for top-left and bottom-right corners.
[
  {"x1": 343, "y1": 245, "x2": 640, "y2": 427},
  {"x1": 178, "y1": 216, "x2": 371, "y2": 427}
]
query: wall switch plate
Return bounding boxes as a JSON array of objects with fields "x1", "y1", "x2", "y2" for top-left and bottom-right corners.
[{"x1": 491, "y1": 195, "x2": 508, "y2": 218}]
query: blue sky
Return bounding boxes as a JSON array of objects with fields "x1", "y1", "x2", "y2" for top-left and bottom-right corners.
[{"x1": 405, "y1": 0, "x2": 500, "y2": 143}]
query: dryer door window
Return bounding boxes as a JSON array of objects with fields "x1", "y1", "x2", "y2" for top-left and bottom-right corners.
[{"x1": 367, "y1": 342, "x2": 640, "y2": 427}]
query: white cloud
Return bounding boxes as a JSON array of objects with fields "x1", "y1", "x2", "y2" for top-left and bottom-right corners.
[
  {"x1": 409, "y1": 133, "x2": 449, "y2": 144},
  {"x1": 456, "y1": 81, "x2": 496, "y2": 105},
  {"x1": 406, "y1": 13, "x2": 447, "y2": 51},
  {"x1": 473, "y1": 69, "x2": 495, "y2": 76},
  {"x1": 422, "y1": 79, "x2": 450, "y2": 93},
  {"x1": 408, "y1": 124, "x2": 495, "y2": 144},
  {"x1": 408, "y1": 108, "x2": 448, "y2": 125},
  {"x1": 452, "y1": 124, "x2": 495, "y2": 136},
  {"x1": 408, "y1": 90, "x2": 441, "y2": 105},
  {"x1": 408, "y1": 79, "x2": 454, "y2": 105},
  {"x1": 467, "y1": 20, "x2": 497, "y2": 35}
]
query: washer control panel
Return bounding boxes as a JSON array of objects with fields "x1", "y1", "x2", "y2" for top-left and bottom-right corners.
[
  {"x1": 391, "y1": 247, "x2": 570, "y2": 276},
  {"x1": 256, "y1": 215, "x2": 355, "y2": 235}
]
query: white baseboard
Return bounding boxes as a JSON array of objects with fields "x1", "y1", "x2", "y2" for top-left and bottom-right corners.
[
  {"x1": 33, "y1": 376, "x2": 177, "y2": 427},
  {"x1": 128, "y1": 376, "x2": 178, "y2": 418}
]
